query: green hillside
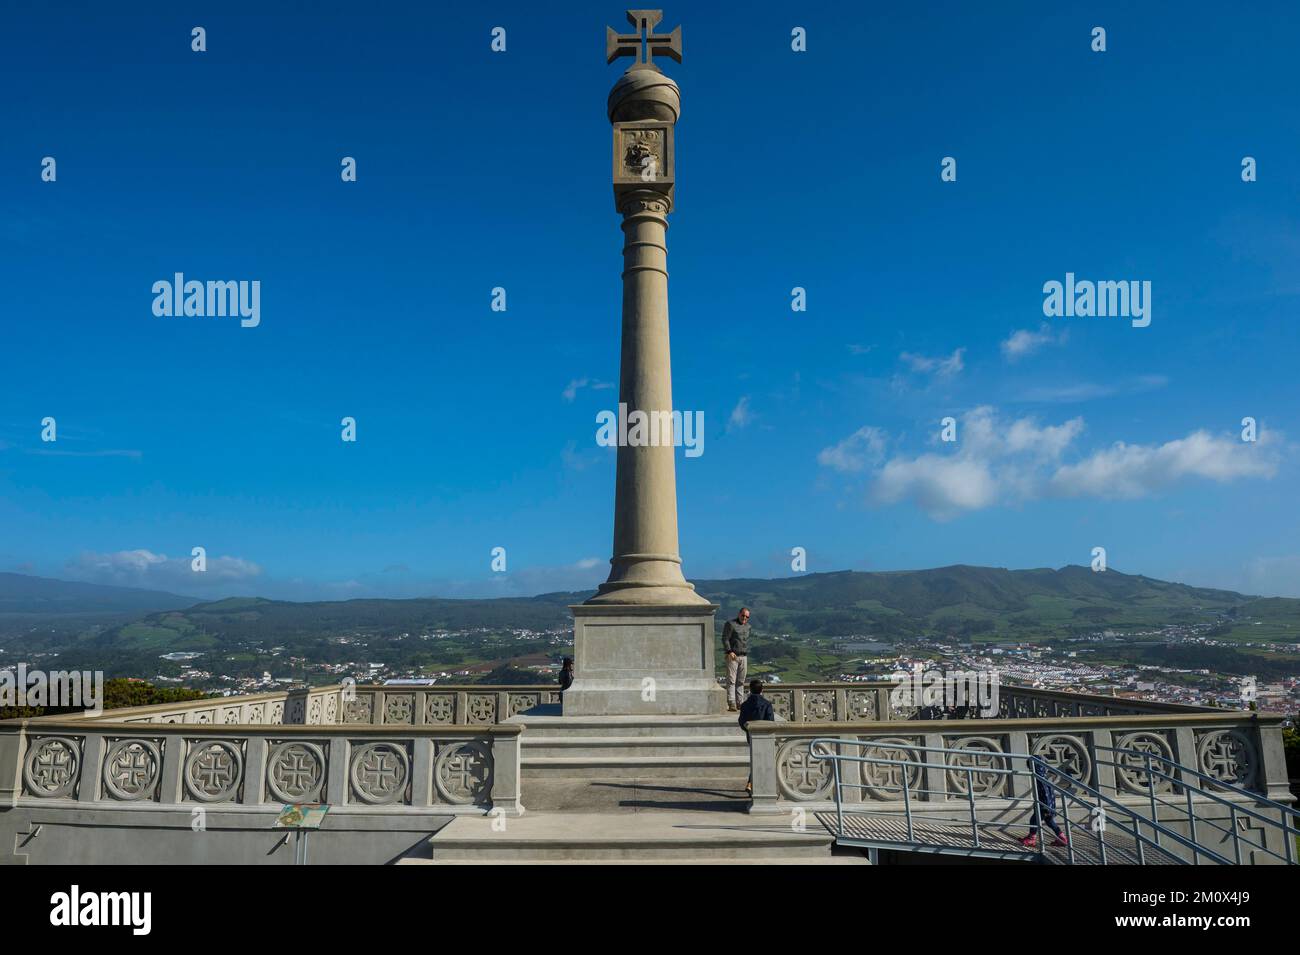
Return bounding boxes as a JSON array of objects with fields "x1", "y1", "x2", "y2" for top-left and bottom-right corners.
[
  {"x1": 2, "y1": 566, "x2": 1295, "y2": 682},
  {"x1": 692, "y1": 565, "x2": 1273, "y2": 641}
]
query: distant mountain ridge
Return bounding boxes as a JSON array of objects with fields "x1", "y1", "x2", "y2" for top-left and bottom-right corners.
[
  {"x1": 690, "y1": 564, "x2": 1273, "y2": 639},
  {"x1": 0, "y1": 572, "x2": 195, "y2": 615},
  {"x1": 2, "y1": 566, "x2": 1295, "y2": 653}
]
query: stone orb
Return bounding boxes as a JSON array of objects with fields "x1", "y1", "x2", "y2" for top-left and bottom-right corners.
[{"x1": 608, "y1": 68, "x2": 681, "y2": 124}]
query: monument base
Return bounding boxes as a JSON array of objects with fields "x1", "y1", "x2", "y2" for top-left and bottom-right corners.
[{"x1": 563, "y1": 603, "x2": 727, "y2": 716}]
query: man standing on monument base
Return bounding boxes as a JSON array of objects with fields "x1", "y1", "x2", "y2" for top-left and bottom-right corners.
[
  {"x1": 562, "y1": 10, "x2": 728, "y2": 717},
  {"x1": 721, "y1": 607, "x2": 752, "y2": 711}
]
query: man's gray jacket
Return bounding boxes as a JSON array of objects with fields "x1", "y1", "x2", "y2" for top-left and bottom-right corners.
[{"x1": 721, "y1": 618, "x2": 750, "y2": 655}]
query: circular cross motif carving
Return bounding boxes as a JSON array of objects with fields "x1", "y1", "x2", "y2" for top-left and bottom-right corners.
[
  {"x1": 846, "y1": 691, "x2": 877, "y2": 721},
  {"x1": 23, "y1": 737, "x2": 80, "y2": 798},
  {"x1": 426, "y1": 695, "x2": 455, "y2": 723},
  {"x1": 946, "y1": 737, "x2": 1008, "y2": 797},
  {"x1": 384, "y1": 695, "x2": 414, "y2": 724},
  {"x1": 467, "y1": 695, "x2": 496, "y2": 724},
  {"x1": 1031, "y1": 734, "x2": 1091, "y2": 787},
  {"x1": 889, "y1": 694, "x2": 919, "y2": 721},
  {"x1": 1113, "y1": 731, "x2": 1175, "y2": 793},
  {"x1": 103, "y1": 739, "x2": 161, "y2": 801},
  {"x1": 776, "y1": 738, "x2": 834, "y2": 801},
  {"x1": 769, "y1": 693, "x2": 793, "y2": 721},
  {"x1": 859, "y1": 737, "x2": 922, "y2": 800},
  {"x1": 804, "y1": 691, "x2": 834, "y2": 721},
  {"x1": 343, "y1": 698, "x2": 372, "y2": 724},
  {"x1": 184, "y1": 740, "x2": 243, "y2": 802},
  {"x1": 1197, "y1": 729, "x2": 1258, "y2": 791},
  {"x1": 350, "y1": 742, "x2": 410, "y2": 805},
  {"x1": 508, "y1": 693, "x2": 539, "y2": 717},
  {"x1": 434, "y1": 741, "x2": 493, "y2": 805},
  {"x1": 267, "y1": 742, "x2": 326, "y2": 802}
]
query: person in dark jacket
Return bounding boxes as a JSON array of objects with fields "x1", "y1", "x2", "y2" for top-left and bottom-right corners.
[
  {"x1": 721, "y1": 608, "x2": 752, "y2": 712},
  {"x1": 1021, "y1": 759, "x2": 1068, "y2": 848},
  {"x1": 738, "y1": 679, "x2": 774, "y2": 795},
  {"x1": 558, "y1": 657, "x2": 574, "y2": 693}
]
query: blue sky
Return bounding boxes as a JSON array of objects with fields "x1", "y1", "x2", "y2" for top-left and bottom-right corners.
[{"x1": 1, "y1": 1, "x2": 1297, "y2": 600}]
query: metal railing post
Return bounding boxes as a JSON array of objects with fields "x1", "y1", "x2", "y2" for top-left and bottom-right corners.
[
  {"x1": 1145, "y1": 753, "x2": 1161, "y2": 847},
  {"x1": 1230, "y1": 804, "x2": 1242, "y2": 865},
  {"x1": 833, "y1": 750, "x2": 844, "y2": 838},
  {"x1": 1094, "y1": 794, "x2": 1107, "y2": 865},
  {"x1": 1062, "y1": 787, "x2": 1076, "y2": 864},
  {"x1": 1186, "y1": 784, "x2": 1200, "y2": 865},
  {"x1": 1031, "y1": 765, "x2": 1045, "y2": 860},
  {"x1": 966, "y1": 767, "x2": 979, "y2": 848},
  {"x1": 903, "y1": 764, "x2": 915, "y2": 843}
]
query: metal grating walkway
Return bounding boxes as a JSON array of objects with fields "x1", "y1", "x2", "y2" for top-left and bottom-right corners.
[{"x1": 816, "y1": 811, "x2": 1184, "y2": 864}]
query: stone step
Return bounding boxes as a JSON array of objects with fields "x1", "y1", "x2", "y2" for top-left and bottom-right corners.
[
  {"x1": 509, "y1": 713, "x2": 744, "y2": 739},
  {"x1": 522, "y1": 776, "x2": 751, "y2": 812},
  {"x1": 522, "y1": 754, "x2": 752, "y2": 779},
  {"x1": 521, "y1": 734, "x2": 748, "y2": 759},
  {"x1": 408, "y1": 811, "x2": 841, "y2": 862},
  {"x1": 400, "y1": 851, "x2": 871, "y2": 866}
]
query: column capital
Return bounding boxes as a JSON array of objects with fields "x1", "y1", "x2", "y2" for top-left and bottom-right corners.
[{"x1": 616, "y1": 187, "x2": 672, "y2": 218}]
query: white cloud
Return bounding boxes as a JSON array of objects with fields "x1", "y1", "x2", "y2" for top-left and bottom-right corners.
[
  {"x1": 819, "y1": 408, "x2": 1279, "y2": 520},
  {"x1": 817, "y1": 426, "x2": 886, "y2": 473},
  {"x1": 1001, "y1": 323, "x2": 1063, "y2": 361},
  {"x1": 561, "y1": 439, "x2": 611, "y2": 472},
  {"x1": 728, "y1": 396, "x2": 753, "y2": 430},
  {"x1": 562, "y1": 378, "x2": 613, "y2": 402},
  {"x1": 1020, "y1": 374, "x2": 1168, "y2": 403},
  {"x1": 65, "y1": 549, "x2": 263, "y2": 592},
  {"x1": 1049, "y1": 430, "x2": 1278, "y2": 499},
  {"x1": 900, "y1": 348, "x2": 965, "y2": 377},
  {"x1": 874, "y1": 454, "x2": 999, "y2": 515}
]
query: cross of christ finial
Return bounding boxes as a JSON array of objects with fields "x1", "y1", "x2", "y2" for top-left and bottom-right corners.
[{"x1": 606, "y1": 9, "x2": 682, "y2": 71}]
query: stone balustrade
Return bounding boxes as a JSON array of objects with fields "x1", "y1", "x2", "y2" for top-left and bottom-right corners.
[
  {"x1": 37, "y1": 684, "x2": 564, "y2": 728},
  {"x1": 746, "y1": 710, "x2": 1290, "y2": 815},
  {"x1": 1, "y1": 680, "x2": 1289, "y2": 864},
  {"x1": 748, "y1": 681, "x2": 1211, "y2": 723},
  {"x1": 33, "y1": 680, "x2": 1202, "y2": 730},
  {"x1": 332, "y1": 685, "x2": 563, "y2": 726},
  {"x1": 0, "y1": 717, "x2": 522, "y2": 815}
]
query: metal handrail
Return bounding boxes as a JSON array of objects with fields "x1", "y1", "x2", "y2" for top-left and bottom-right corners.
[
  {"x1": 1095, "y1": 745, "x2": 1299, "y2": 865},
  {"x1": 809, "y1": 737, "x2": 1234, "y2": 865}
]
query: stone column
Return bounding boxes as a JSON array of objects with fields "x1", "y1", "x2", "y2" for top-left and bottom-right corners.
[
  {"x1": 588, "y1": 65, "x2": 705, "y2": 608},
  {"x1": 564, "y1": 30, "x2": 725, "y2": 716}
]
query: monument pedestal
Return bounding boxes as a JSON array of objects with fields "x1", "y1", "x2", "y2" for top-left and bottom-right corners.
[{"x1": 563, "y1": 604, "x2": 727, "y2": 716}]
